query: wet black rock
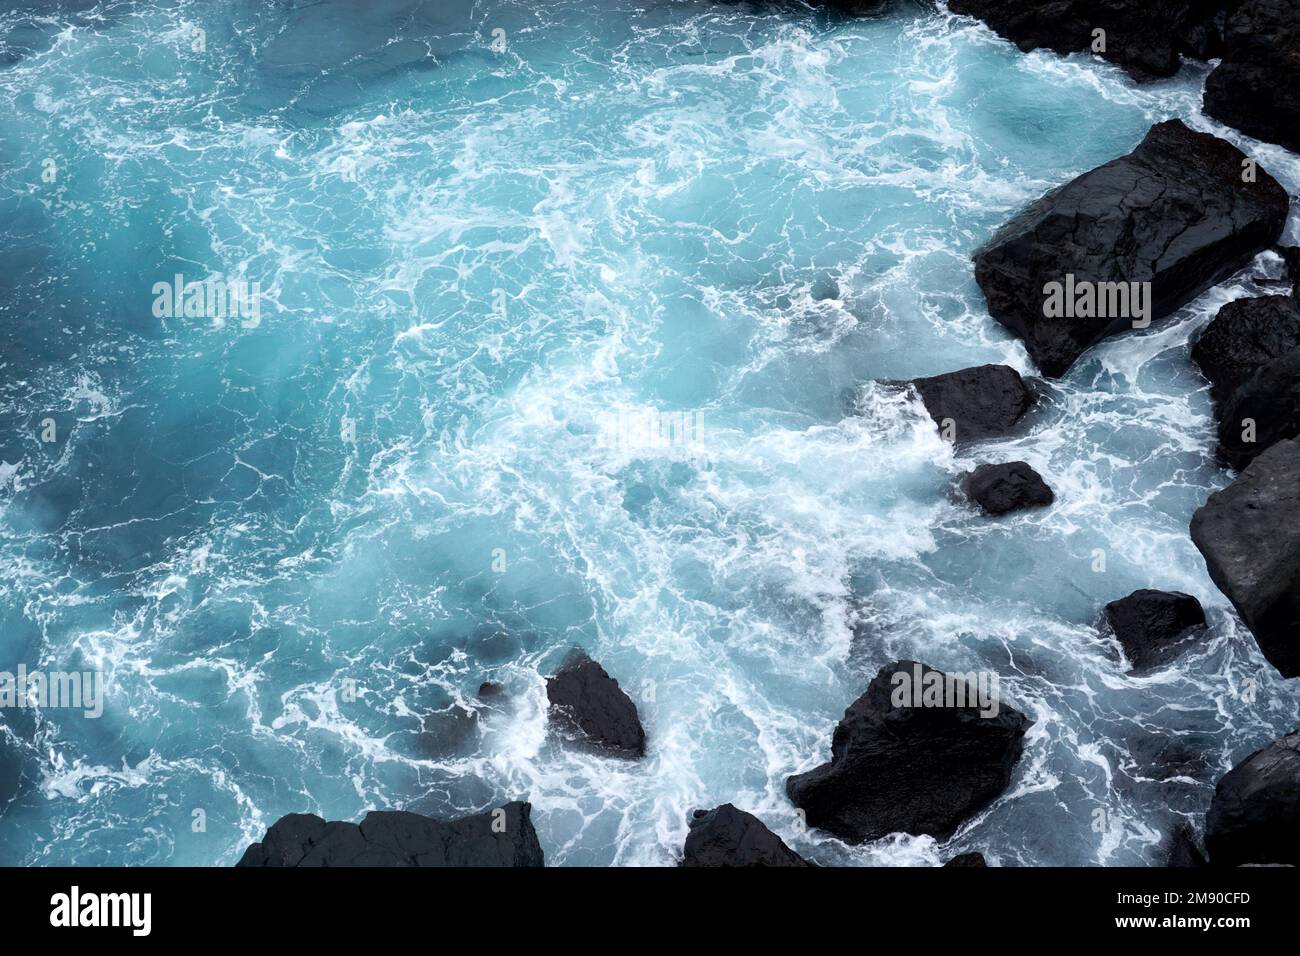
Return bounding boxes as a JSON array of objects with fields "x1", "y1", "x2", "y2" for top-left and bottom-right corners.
[
  {"x1": 1190, "y1": 438, "x2": 1300, "y2": 677},
  {"x1": 908, "y1": 365, "x2": 1036, "y2": 442},
  {"x1": 682, "y1": 804, "x2": 811, "y2": 867},
  {"x1": 943, "y1": 852, "x2": 988, "y2": 867},
  {"x1": 1103, "y1": 589, "x2": 1206, "y2": 672},
  {"x1": 1284, "y1": 247, "x2": 1300, "y2": 303},
  {"x1": 1192, "y1": 295, "x2": 1300, "y2": 404},
  {"x1": 1216, "y1": 349, "x2": 1300, "y2": 471},
  {"x1": 546, "y1": 650, "x2": 646, "y2": 759},
  {"x1": 948, "y1": 0, "x2": 1225, "y2": 80},
  {"x1": 1163, "y1": 822, "x2": 1208, "y2": 867},
  {"x1": 1205, "y1": 729, "x2": 1300, "y2": 867},
  {"x1": 236, "y1": 801, "x2": 544, "y2": 867},
  {"x1": 477, "y1": 681, "x2": 505, "y2": 699},
  {"x1": 972, "y1": 120, "x2": 1289, "y2": 377},
  {"x1": 1204, "y1": 0, "x2": 1300, "y2": 153},
  {"x1": 960, "y1": 461, "x2": 1055, "y2": 516},
  {"x1": 786, "y1": 661, "x2": 1031, "y2": 844}
]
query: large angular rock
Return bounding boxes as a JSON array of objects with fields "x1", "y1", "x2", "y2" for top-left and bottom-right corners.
[
  {"x1": 1204, "y1": 0, "x2": 1300, "y2": 153},
  {"x1": 546, "y1": 651, "x2": 646, "y2": 759},
  {"x1": 786, "y1": 661, "x2": 1031, "y2": 844},
  {"x1": 1192, "y1": 296, "x2": 1300, "y2": 404},
  {"x1": 943, "y1": 852, "x2": 988, "y2": 867},
  {"x1": 1205, "y1": 730, "x2": 1300, "y2": 867},
  {"x1": 909, "y1": 365, "x2": 1036, "y2": 443},
  {"x1": 1103, "y1": 589, "x2": 1206, "y2": 672},
  {"x1": 682, "y1": 804, "x2": 811, "y2": 867},
  {"x1": 948, "y1": 0, "x2": 1224, "y2": 80},
  {"x1": 236, "y1": 801, "x2": 544, "y2": 867},
  {"x1": 1190, "y1": 438, "x2": 1300, "y2": 676},
  {"x1": 1216, "y1": 349, "x2": 1300, "y2": 470},
  {"x1": 972, "y1": 120, "x2": 1289, "y2": 377},
  {"x1": 960, "y1": 461, "x2": 1055, "y2": 516}
]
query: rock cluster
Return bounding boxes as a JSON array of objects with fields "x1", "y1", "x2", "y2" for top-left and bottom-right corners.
[{"x1": 236, "y1": 802, "x2": 544, "y2": 867}]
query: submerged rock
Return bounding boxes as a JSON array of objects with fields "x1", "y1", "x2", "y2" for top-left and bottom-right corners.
[
  {"x1": 236, "y1": 801, "x2": 544, "y2": 867},
  {"x1": 682, "y1": 804, "x2": 811, "y2": 867},
  {"x1": 546, "y1": 650, "x2": 646, "y2": 759},
  {"x1": 908, "y1": 364, "x2": 1036, "y2": 442},
  {"x1": 1162, "y1": 822, "x2": 1208, "y2": 867},
  {"x1": 786, "y1": 661, "x2": 1031, "y2": 844},
  {"x1": 1190, "y1": 438, "x2": 1300, "y2": 677},
  {"x1": 1204, "y1": 0, "x2": 1300, "y2": 153},
  {"x1": 1103, "y1": 589, "x2": 1206, "y2": 672},
  {"x1": 948, "y1": 0, "x2": 1224, "y2": 80},
  {"x1": 810, "y1": 274, "x2": 841, "y2": 302},
  {"x1": 972, "y1": 120, "x2": 1288, "y2": 377},
  {"x1": 1192, "y1": 296, "x2": 1300, "y2": 404},
  {"x1": 415, "y1": 704, "x2": 479, "y2": 758},
  {"x1": 943, "y1": 852, "x2": 988, "y2": 867},
  {"x1": 960, "y1": 461, "x2": 1055, "y2": 516},
  {"x1": 1205, "y1": 730, "x2": 1300, "y2": 867},
  {"x1": 1216, "y1": 349, "x2": 1300, "y2": 471}
]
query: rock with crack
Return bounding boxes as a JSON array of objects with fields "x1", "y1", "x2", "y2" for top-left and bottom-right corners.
[
  {"x1": 1205, "y1": 729, "x2": 1300, "y2": 867},
  {"x1": 1216, "y1": 348, "x2": 1300, "y2": 471},
  {"x1": 906, "y1": 364, "x2": 1037, "y2": 443},
  {"x1": 948, "y1": 0, "x2": 1225, "y2": 81},
  {"x1": 972, "y1": 120, "x2": 1289, "y2": 377},
  {"x1": 1192, "y1": 295, "x2": 1300, "y2": 405},
  {"x1": 682, "y1": 804, "x2": 811, "y2": 867},
  {"x1": 235, "y1": 801, "x2": 544, "y2": 867},
  {"x1": 546, "y1": 650, "x2": 646, "y2": 759},
  {"x1": 1103, "y1": 589, "x2": 1206, "y2": 672},
  {"x1": 1190, "y1": 438, "x2": 1300, "y2": 677},
  {"x1": 1204, "y1": 0, "x2": 1300, "y2": 153},
  {"x1": 786, "y1": 661, "x2": 1031, "y2": 844},
  {"x1": 960, "y1": 461, "x2": 1055, "y2": 516}
]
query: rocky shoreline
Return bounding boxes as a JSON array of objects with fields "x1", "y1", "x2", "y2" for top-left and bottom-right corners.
[{"x1": 236, "y1": 0, "x2": 1300, "y2": 868}]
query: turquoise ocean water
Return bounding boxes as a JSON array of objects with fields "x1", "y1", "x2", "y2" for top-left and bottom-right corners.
[{"x1": 1, "y1": 0, "x2": 1298, "y2": 866}]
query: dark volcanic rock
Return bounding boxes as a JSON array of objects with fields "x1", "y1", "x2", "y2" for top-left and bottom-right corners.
[
  {"x1": 943, "y1": 852, "x2": 988, "y2": 867},
  {"x1": 909, "y1": 365, "x2": 1036, "y2": 443},
  {"x1": 1217, "y1": 349, "x2": 1300, "y2": 470},
  {"x1": 1190, "y1": 438, "x2": 1300, "y2": 677},
  {"x1": 1163, "y1": 822, "x2": 1208, "y2": 867},
  {"x1": 1192, "y1": 295, "x2": 1300, "y2": 404},
  {"x1": 1206, "y1": 729, "x2": 1300, "y2": 866},
  {"x1": 1285, "y1": 247, "x2": 1300, "y2": 304},
  {"x1": 1103, "y1": 589, "x2": 1206, "y2": 672},
  {"x1": 972, "y1": 120, "x2": 1289, "y2": 377},
  {"x1": 236, "y1": 801, "x2": 544, "y2": 867},
  {"x1": 546, "y1": 651, "x2": 646, "y2": 759},
  {"x1": 786, "y1": 661, "x2": 1031, "y2": 844},
  {"x1": 682, "y1": 804, "x2": 811, "y2": 867},
  {"x1": 948, "y1": 0, "x2": 1224, "y2": 80},
  {"x1": 1204, "y1": 0, "x2": 1300, "y2": 153},
  {"x1": 960, "y1": 461, "x2": 1054, "y2": 516}
]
